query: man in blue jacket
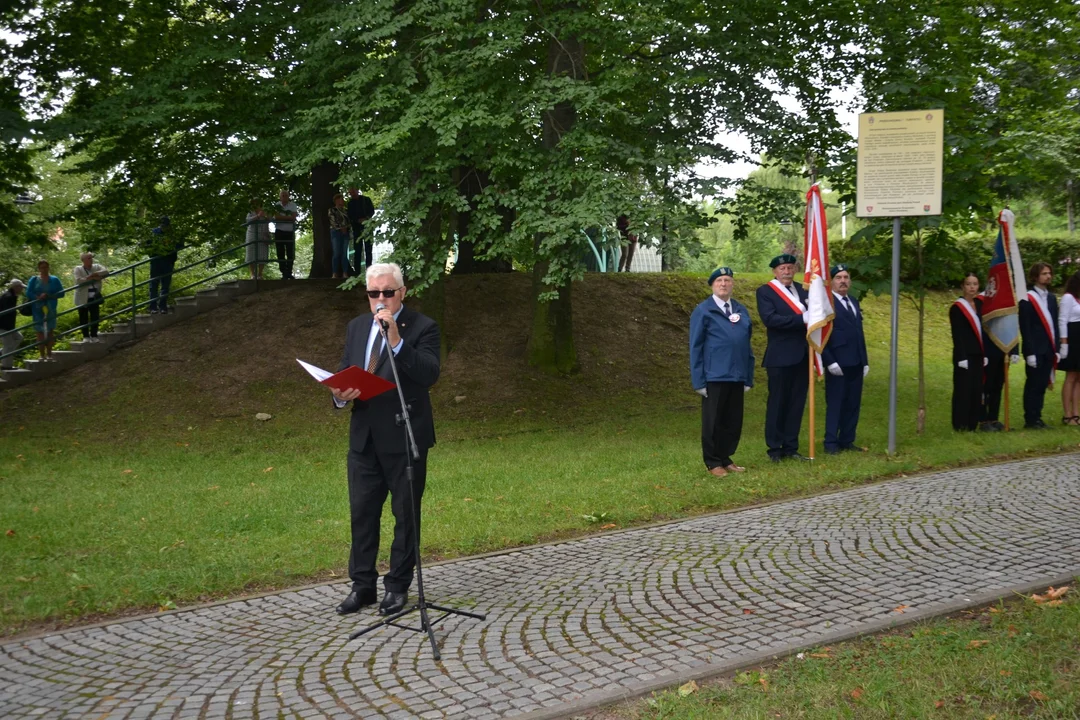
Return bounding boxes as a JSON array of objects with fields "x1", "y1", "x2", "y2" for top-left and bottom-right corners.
[
  {"x1": 690, "y1": 267, "x2": 754, "y2": 476},
  {"x1": 820, "y1": 264, "x2": 869, "y2": 453},
  {"x1": 756, "y1": 254, "x2": 810, "y2": 462}
]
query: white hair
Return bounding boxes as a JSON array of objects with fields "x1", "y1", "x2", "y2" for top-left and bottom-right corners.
[{"x1": 366, "y1": 263, "x2": 403, "y2": 287}]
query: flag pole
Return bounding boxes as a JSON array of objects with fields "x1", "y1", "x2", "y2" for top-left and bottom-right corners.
[
  {"x1": 1003, "y1": 352, "x2": 1010, "y2": 431},
  {"x1": 808, "y1": 346, "x2": 815, "y2": 460}
]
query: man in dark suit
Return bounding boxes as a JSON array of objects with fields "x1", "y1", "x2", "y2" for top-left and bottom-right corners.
[
  {"x1": 331, "y1": 262, "x2": 441, "y2": 616},
  {"x1": 347, "y1": 187, "x2": 376, "y2": 276},
  {"x1": 756, "y1": 253, "x2": 811, "y2": 462},
  {"x1": 1018, "y1": 261, "x2": 1058, "y2": 428},
  {"x1": 820, "y1": 264, "x2": 869, "y2": 453}
]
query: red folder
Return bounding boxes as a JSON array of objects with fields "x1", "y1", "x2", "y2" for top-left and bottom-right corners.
[{"x1": 323, "y1": 365, "x2": 396, "y2": 398}]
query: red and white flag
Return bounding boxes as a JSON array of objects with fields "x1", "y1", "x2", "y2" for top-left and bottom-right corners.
[{"x1": 803, "y1": 183, "x2": 834, "y2": 359}]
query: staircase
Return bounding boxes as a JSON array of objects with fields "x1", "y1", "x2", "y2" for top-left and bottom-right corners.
[{"x1": 0, "y1": 279, "x2": 300, "y2": 388}]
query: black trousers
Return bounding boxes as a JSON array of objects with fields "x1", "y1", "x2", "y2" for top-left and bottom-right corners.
[
  {"x1": 353, "y1": 233, "x2": 373, "y2": 271},
  {"x1": 765, "y1": 360, "x2": 809, "y2": 458},
  {"x1": 952, "y1": 356, "x2": 983, "y2": 431},
  {"x1": 824, "y1": 365, "x2": 863, "y2": 450},
  {"x1": 77, "y1": 302, "x2": 101, "y2": 338},
  {"x1": 1023, "y1": 352, "x2": 1055, "y2": 424},
  {"x1": 701, "y1": 381, "x2": 745, "y2": 469},
  {"x1": 346, "y1": 442, "x2": 427, "y2": 594},
  {"x1": 981, "y1": 350, "x2": 1007, "y2": 422},
  {"x1": 275, "y1": 230, "x2": 295, "y2": 278}
]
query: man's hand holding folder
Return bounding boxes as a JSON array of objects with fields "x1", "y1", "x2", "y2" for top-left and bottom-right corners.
[{"x1": 296, "y1": 359, "x2": 396, "y2": 401}]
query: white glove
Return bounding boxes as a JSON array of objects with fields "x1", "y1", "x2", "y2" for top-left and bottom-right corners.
[
  {"x1": 696, "y1": 387, "x2": 707, "y2": 398},
  {"x1": 1061, "y1": 345, "x2": 1069, "y2": 360},
  {"x1": 744, "y1": 385, "x2": 751, "y2": 393},
  {"x1": 1010, "y1": 354, "x2": 1020, "y2": 364},
  {"x1": 958, "y1": 360, "x2": 969, "y2": 370},
  {"x1": 1056, "y1": 352, "x2": 1061, "y2": 363},
  {"x1": 802, "y1": 311, "x2": 809, "y2": 324},
  {"x1": 983, "y1": 357, "x2": 988, "y2": 367},
  {"x1": 863, "y1": 365, "x2": 869, "y2": 377},
  {"x1": 1026, "y1": 355, "x2": 1037, "y2": 368},
  {"x1": 827, "y1": 363, "x2": 843, "y2": 376}
]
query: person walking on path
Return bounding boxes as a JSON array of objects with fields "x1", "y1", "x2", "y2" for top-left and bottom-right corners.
[
  {"x1": 329, "y1": 262, "x2": 441, "y2": 617},
  {"x1": 951, "y1": 272, "x2": 987, "y2": 432},
  {"x1": 147, "y1": 217, "x2": 183, "y2": 314},
  {"x1": 820, "y1": 264, "x2": 869, "y2": 452},
  {"x1": 690, "y1": 267, "x2": 753, "y2": 477},
  {"x1": 1057, "y1": 271, "x2": 1080, "y2": 425},
  {"x1": 274, "y1": 189, "x2": 299, "y2": 280},
  {"x1": 756, "y1": 253, "x2": 811, "y2": 462},
  {"x1": 1019, "y1": 261, "x2": 1059, "y2": 429},
  {"x1": 0, "y1": 278, "x2": 26, "y2": 369},
  {"x1": 73, "y1": 252, "x2": 108, "y2": 342},
  {"x1": 25, "y1": 260, "x2": 64, "y2": 361},
  {"x1": 244, "y1": 199, "x2": 270, "y2": 280},
  {"x1": 347, "y1": 187, "x2": 375, "y2": 275},
  {"x1": 328, "y1": 193, "x2": 352, "y2": 280}
]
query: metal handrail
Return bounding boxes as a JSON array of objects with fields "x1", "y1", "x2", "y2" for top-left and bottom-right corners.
[{"x1": 1, "y1": 239, "x2": 265, "y2": 366}]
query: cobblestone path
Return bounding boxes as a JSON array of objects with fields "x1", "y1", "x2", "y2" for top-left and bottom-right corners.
[{"x1": 3, "y1": 455, "x2": 1079, "y2": 719}]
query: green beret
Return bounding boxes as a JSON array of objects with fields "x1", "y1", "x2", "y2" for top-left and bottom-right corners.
[
  {"x1": 831, "y1": 263, "x2": 849, "y2": 276},
  {"x1": 707, "y1": 267, "x2": 734, "y2": 284},
  {"x1": 769, "y1": 254, "x2": 797, "y2": 269}
]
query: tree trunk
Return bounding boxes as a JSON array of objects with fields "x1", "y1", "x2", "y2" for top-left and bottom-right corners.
[
  {"x1": 452, "y1": 166, "x2": 512, "y2": 274},
  {"x1": 307, "y1": 160, "x2": 339, "y2": 278},
  {"x1": 526, "y1": 13, "x2": 582, "y2": 374},
  {"x1": 1068, "y1": 178, "x2": 1075, "y2": 235}
]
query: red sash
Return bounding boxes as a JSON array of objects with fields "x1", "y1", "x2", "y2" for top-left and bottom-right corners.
[
  {"x1": 954, "y1": 299, "x2": 983, "y2": 353},
  {"x1": 768, "y1": 280, "x2": 806, "y2": 314},
  {"x1": 1027, "y1": 290, "x2": 1058, "y2": 381}
]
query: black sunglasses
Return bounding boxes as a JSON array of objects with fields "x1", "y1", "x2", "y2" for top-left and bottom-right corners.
[{"x1": 366, "y1": 288, "x2": 401, "y2": 299}]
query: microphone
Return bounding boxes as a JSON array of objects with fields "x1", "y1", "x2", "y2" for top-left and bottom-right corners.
[{"x1": 375, "y1": 303, "x2": 389, "y2": 330}]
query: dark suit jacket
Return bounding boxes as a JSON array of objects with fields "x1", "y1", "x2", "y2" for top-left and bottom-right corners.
[
  {"x1": 756, "y1": 282, "x2": 809, "y2": 367},
  {"x1": 950, "y1": 302, "x2": 983, "y2": 362},
  {"x1": 1019, "y1": 292, "x2": 1059, "y2": 357},
  {"x1": 821, "y1": 293, "x2": 868, "y2": 369},
  {"x1": 338, "y1": 305, "x2": 441, "y2": 454}
]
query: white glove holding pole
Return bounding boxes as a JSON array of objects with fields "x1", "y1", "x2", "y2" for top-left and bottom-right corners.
[
  {"x1": 827, "y1": 363, "x2": 843, "y2": 376},
  {"x1": 744, "y1": 385, "x2": 751, "y2": 393},
  {"x1": 863, "y1": 365, "x2": 869, "y2": 377},
  {"x1": 958, "y1": 360, "x2": 969, "y2": 370},
  {"x1": 983, "y1": 357, "x2": 988, "y2": 367},
  {"x1": 1061, "y1": 345, "x2": 1069, "y2": 360},
  {"x1": 696, "y1": 388, "x2": 707, "y2": 398},
  {"x1": 801, "y1": 311, "x2": 808, "y2": 324}
]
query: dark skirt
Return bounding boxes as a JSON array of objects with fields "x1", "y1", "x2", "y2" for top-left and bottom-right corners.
[{"x1": 1060, "y1": 321, "x2": 1080, "y2": 372}]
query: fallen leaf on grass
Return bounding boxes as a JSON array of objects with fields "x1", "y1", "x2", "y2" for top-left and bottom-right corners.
[
  {"x1": 1028, "y1": 690, "x2": 1049, "y2": 702},
  {"x1": 999, "y1": 670, "x2": 1012, "y2": 677},
  {"x1": 809, "y1": 652, "x2": 832, "y2": 659},
  {"x1": 677, "y1": 680, "x2": 698, "y2": 696},
  {"x1": 967, "y1": 640, "x2": 990, "y2": 649},
  {"x1": 206, "y1": 485, "x2": 220, "y2": 491},
  {"x1": 263, "y1": 467, "x2": 274, "y2": 472},
  {"x1": 1031, "y1": 586, "x2": 1069, "y2": 604},
  {"x1": 122, "y1": 469, "x2": 133, "y2": 474},
  {"x1": 850, "y1": 687, "x2": 864, "y2": 700},
  {"x1": 1007, "y1": 625, "x2": 1018, "y2": 637},
  {"x1": 599, "y1": 523, "x2": 617, "y2": 530},
  {"x1": 5, "y1": 529, "x2": 14, "y2": 537},
  {"x1": 935, "y1": 700, "x2": 945, "y2": 709}
]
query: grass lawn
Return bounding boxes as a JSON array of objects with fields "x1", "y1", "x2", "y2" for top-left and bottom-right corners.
[
  {"x1": 613, "y1": 585, "x2": 1079, "y2": 719},
  {"x1": 1, "y1": 273, "x2": 1078, "y2": 637}
]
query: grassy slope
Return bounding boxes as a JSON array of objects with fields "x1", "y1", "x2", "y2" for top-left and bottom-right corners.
[{"x1": 1, "y1": 273, "x2": 1077, "y2": 636}]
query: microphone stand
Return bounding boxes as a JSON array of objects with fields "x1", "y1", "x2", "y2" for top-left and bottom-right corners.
[{"x1": 348, "y1": 317, "x2": 485, "y2": 659}]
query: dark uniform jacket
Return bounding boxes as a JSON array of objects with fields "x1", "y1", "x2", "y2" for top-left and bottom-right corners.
[
  {"x1": 1019, "y1": 290, "x2": 1059, "y2": 357},
  {"x1": 821, "y1": 293, "x2": 868, "y2": 369},
  {"x1": 756, "y1": 281, "x2": 809, "y2": 367}
]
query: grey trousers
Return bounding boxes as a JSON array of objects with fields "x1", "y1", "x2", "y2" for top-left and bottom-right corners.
[{"x1": 1, "y1": 329, "x2": 21, "y2": 369}]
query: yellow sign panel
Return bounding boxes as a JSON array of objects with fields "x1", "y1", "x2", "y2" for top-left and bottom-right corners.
[{"x1": 856, "y1": 109, "x2": 943, "y2": 218}]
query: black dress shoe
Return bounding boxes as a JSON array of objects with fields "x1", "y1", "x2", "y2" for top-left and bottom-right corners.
[
  {"x1": 842, "y1": 445, "x2": 868, "y2": 452},
  {"x1": 769, "y1": 455, "x2": 785, "y2": 463},
  {"x1": 824, "y1": 447, "x2": 841, "y2": 455},
  {"x1": 1024, "y1": 420, "x2": 1048, "y2": 430},
  {"x1": 788, "y1": 453, "x2": 812, "y2": 461},
  {"x1": 991, "y1": 421, "x2": 1005, "y2": 431},
  {"x1": 336, "y1": 588, "x2": 377, "y2": 615},
  {"x1": 378, "y1": 591, "x2": 408, "y2": 616}
]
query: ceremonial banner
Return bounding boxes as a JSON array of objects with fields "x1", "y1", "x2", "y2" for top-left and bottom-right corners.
[
  {"x1": 982, "y1": 209, "x2": 1025, "y2": 352},
  {"x1": 803, "y1": 183, "x2": 834, "y2": 355}
]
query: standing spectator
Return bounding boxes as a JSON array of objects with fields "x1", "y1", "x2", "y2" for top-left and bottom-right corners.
[
  {"x1": 821, "y1": 264, "x2": 869, "y2": 452},
  {"x1": 245, "y1": 198, "x2": 270, "y2": 280},
  {"x1": 1057, "y1": 271, "x2": 1080, "y2": 425},
  {"x1": 347, "y1": 187, "x2": 375, "y2": 275},
  {"x1": 1, "y1": 279, "x2": 26, "y2": 369},
  {"x1": 616, "y1": 215, "x2": 638, "y2": 272},
  {"x1": 690, "y1": 267, "x2": 754, "y2": 477},
  {"x1": 328, "y1": 193, "x2": 352, "y2": 279},
  {"x1": 1019, "y1": 261, "x2": 1059, "y2": 429},
  {"x1": 274, "y1": 189, "x2": 299, "y2": 279},
  {"x1": 950, "y1": 272, "x2": 987, "y2": 432},
  {"x1": 25, "y1": 260, "x2": 64, "y2": 361},
  {"x1": 73, "y1": 252, "x2": 108, "y2": 342},
  {"x1": 147, "y1": 216, "x2": 183, "y2": 314}
]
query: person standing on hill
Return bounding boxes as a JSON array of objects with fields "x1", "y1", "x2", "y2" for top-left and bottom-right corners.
[
  {"x1": 690, "y1": 267, "x2": 754, "y2": 477},
  {"x1": 951, "y1": 272, "x2": 988, "y2": 432},
  {"x1": 25, "y1": 260, "x2": 64, "y2": 361},
  {"x1": 1018, "y1": 262, "x2": 1059, "y2": 429},
  {"x1": 616, "y1": 215, "x2": 638, "y2": 272},
  {"x1": 274, "y1": 189, "x2": 299, "y2": 280},
  {"x1": 347, "y1": 187, "x2": 375, "y2": 275},
  {"x1": 820, "y1": 264, "x2": 869, "y2": 453},
  {"x1": 329, "y1": 262, "x2": 441, "y2": 617},
  {"x1": 147, "y1": 216, "x2": 183, "y2": 314},
  {"x1": 756, "y1": 253, "x2": 811, "y2": 462},
  {"x1": 1, "y1": 279, "x2": 26, "y2": 369},
  {"x1": 73, "y1": 252, "x2": 108, "y2": 342},
  {"x1": 1055, "y1": 271, "x2": 1080, "y2": 425}
]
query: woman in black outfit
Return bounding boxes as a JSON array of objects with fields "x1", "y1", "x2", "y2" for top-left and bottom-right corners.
[{"x1": 950, "y1": 272, "x2": 987, "y2": 431}]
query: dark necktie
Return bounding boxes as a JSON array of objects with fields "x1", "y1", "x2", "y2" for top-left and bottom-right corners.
[
  {"x1": 843, "y1": 297, "x2": 854, "y2": 315},
  {"x1": 722, "y1": 302, "x2": 731, "y2": 316},
  {"x1": 366, "y1": 333, "x2": 381, "y2": 373}
]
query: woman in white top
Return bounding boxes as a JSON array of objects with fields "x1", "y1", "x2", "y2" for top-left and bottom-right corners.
[
  {"x1": 244, "y1": 198, "x2": 270, "y2": 279},
  {"x1": 72, "y1": 252, "x2": 108, "y2": 341},
  {"x1": 1057, "y1": 271, "x2": 1080, "y2": 425}
]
